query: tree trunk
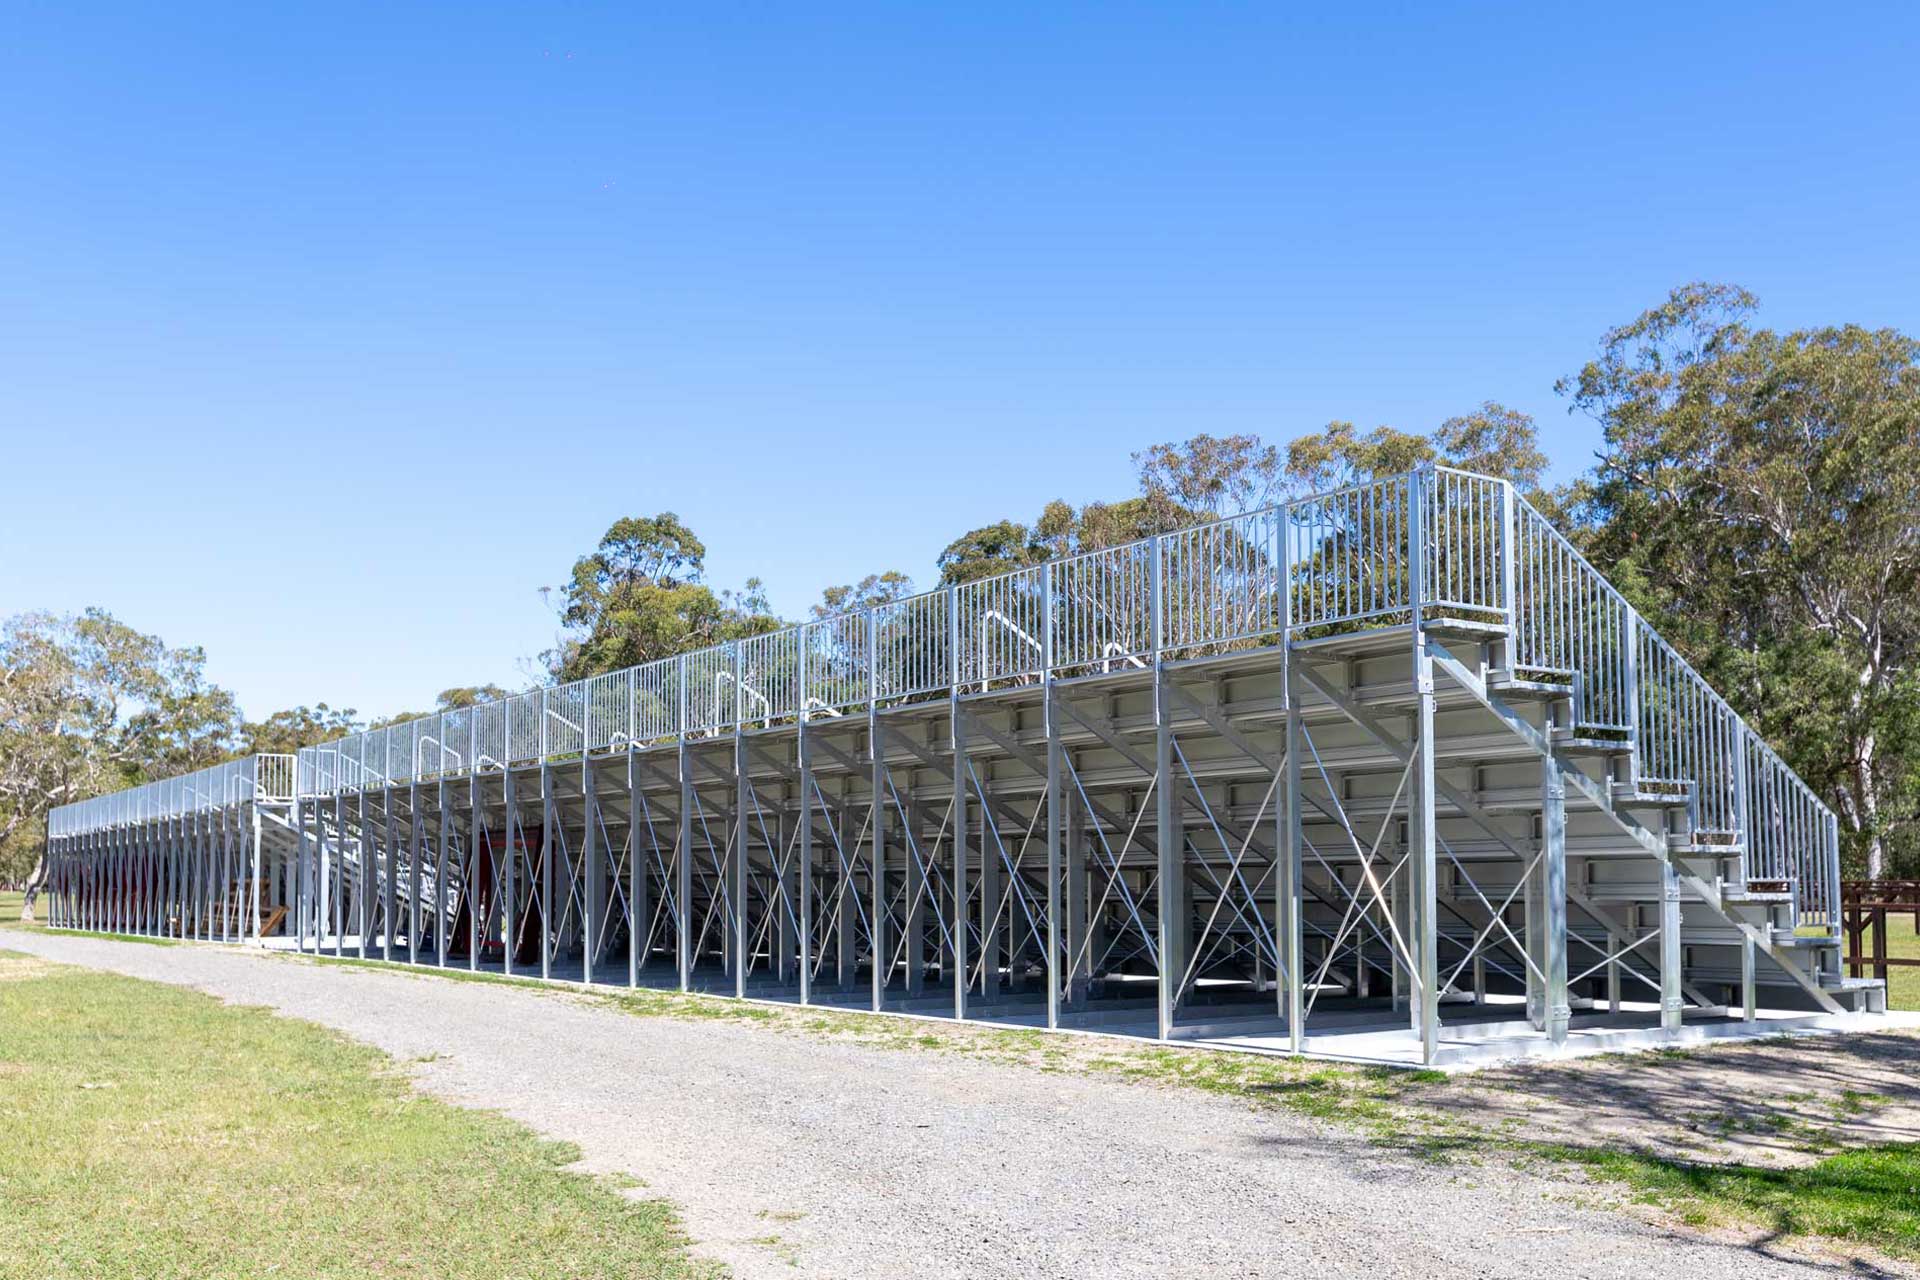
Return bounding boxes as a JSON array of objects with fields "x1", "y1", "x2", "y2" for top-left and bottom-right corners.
[
  {"x1": 19, "y1": 852, "x2": 47, "y2": 922},
  {"x1": 1856, "y1": 730, "x2": 1886, "y2": 881}
]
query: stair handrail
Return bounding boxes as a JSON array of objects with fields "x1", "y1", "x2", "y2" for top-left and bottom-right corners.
[{"x1": 1506, "y1": 486, "x2": 1840, "y2": 933}]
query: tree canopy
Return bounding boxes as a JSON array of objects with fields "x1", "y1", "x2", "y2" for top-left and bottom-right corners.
[
  {"x1": 546, "y1": 512, "x2": 780, "y2": 682},
  {"x1": 1562, "y1": 283, "x2": 1920, "y2": 877},
  {"x1": 0, "y1": 611, "x2": 237, "y2": 881}
]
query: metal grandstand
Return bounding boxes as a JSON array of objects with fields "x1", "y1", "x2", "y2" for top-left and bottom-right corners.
[{"x1": 43, "y1": 466, "x2": 1885, "y2": 1066}]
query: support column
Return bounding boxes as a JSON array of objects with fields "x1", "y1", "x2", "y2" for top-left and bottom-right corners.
[
  {"x1": 332, "y1": 792, "x2": 347, "y2": 957},
  {"x1": 627, "y1": 750, "x2": 643, "y2": 985},
  {"x1": 539, "y1": 764, "x2": 553, "y2": 981},
  {"x1": 1044, "y1": 684, "x2": 1062, "y2": 1030},
  {"x1": 107, "y1": 825, "x2": 120, "y2": 934},
  {"x1": 194, "y1": 805, "x2": 207, "y2": 941},
  {"x1": 733, "y1": 730, "x2": 749, "y2": 1000},
  {"x1": 797, "y1": 725, "x2": 814, "y2": 1006},
  {"x1": 948, "y1": 623, "x2": 968, "y2": 1021},
  {"x1": 407, "y1": 783, "x2": 422, "y2": 963},
  {"x1": 1392, "y1": 824, "x2": 1409, "y2": 1011},
  {"x1": 294, "y1": 794, "x2": 309, "y2": 953},
  {"x1": 115, "y1": 825, "x2": 128, "y2": 934},
  {"x1": 1410, "y1": 649, "x2": 1441, "y2": 1065},
  {"x1": 583, "y1": 759, "x2": 600, "y2": 986},
  {"x1": 1155, "y1": 666, "x2": 1181, "y2": 1041},
  {"x1": 224, "y1": 802, "x2": 239, "y2": 942},
  {"x1": 123, "y1": 824, "x2": 134, "y2": 934},
  {"x1": 1659, "y1": 858, "x2": 1684, "y2": 1032},
  {"x1": 435, "y1": 779, "x2": 451, "y2": 967},
  {"x1": 381, "y1": 785, "x2": 397, "y2": 962},
  {"x1": 1741, "y1": 934, "x2": 1757, "y2": 1022},
  {"x1": 249, "y1": 802, "x2": 263, "y2": 942},
  {"x1": 870, "y1": 718, "x2": 888, "y2": 1012},
  {"x1": 466, "y1": 773, "x2": 482, "y2": 971},
  {"x1": 502, "y1": 770, "x2": 518, "y2": 977},
  {"x1": 676, "y1": 744, "x2": 693, "y2": 991},
  {"x1": 1607, "y1": 905, "x2": 1623, "y2": 1014},
  {"x1": 1541, "y1": 760, "x2": 1571, "y2": 1045},
  {"x1": 1281, "y1": 690, "x2": 1305, "y2": 1052}
]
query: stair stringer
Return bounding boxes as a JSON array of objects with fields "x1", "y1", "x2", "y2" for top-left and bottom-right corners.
[{"x1": 1426, "y1": 639, "x2": 1846, "y2": 1018}]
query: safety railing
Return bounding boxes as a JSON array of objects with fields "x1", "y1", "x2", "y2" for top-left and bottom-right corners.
[
  {"x1": 1509, "y1": 488, "x2": 1841, "y2": 932},
  {"x1": 255, "y1": 753, "x2": 297, "y2": 803},
  {"x1": 1421, "y1": 467, "x2": 1509, "y2": 619},
  {"x1": 48, "y1": 466, "x2": 1845, "y2": 936},
  {"x1": 1162, "y1": 507, "x2": 1284, "y2": 660},
  {"x1": 1288, "y1": 474, "x2": 1413, "y2": 631},
  {"x1": 1745, "y1": 725, "x2": 1843, "y2": 929},
  {"x1": 1511, "y1": 502, "x2": 1632, "y2": 731},
  {"x1": 46, "y1": 754, "x2": 295, "y2": 836}
]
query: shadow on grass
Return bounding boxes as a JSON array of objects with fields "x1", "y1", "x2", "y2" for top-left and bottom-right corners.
[{"x1": 1536, "y1": 1140, "x2": 1920, "y2": 1260}]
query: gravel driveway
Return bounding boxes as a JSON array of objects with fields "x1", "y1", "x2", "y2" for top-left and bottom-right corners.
[{"x1": 3, "y1": 930, "x2": 1874, "y2": 1279}]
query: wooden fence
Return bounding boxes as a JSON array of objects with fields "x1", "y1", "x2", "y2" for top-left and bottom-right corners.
[{"x1": 1841, "y1": 880, "x2": 1920, "y2": 982}]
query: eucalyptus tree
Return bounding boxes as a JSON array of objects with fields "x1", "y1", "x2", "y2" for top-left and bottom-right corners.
[
  {"x1": 548, "y1": 512, "x2": 781, "y2": 681},
  {"x1": 1, "y1": 610, "x2": 241, "y2": 901},
  {"x1": 1564, "y1": 283, "x2": 1920, "y2": 877}
]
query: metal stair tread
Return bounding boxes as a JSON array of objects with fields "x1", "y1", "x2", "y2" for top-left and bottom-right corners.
[{"x1": 1549, "y1": 728, "x2": 1632, "y2": 756}]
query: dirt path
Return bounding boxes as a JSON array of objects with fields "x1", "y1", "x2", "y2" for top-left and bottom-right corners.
[{"x1": 3, "y1": 930, "x2": 1892, "y2": 1280}]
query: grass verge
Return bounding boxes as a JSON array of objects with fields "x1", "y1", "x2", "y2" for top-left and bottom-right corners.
[{"x1": 0, "y1": 950, "x2": 716, "y2": 1279}]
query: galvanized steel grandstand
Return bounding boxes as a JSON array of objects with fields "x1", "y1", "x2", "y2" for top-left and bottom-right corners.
[{"x1": 43, "y1": 467, "x2": 1886, "y2": 1066}]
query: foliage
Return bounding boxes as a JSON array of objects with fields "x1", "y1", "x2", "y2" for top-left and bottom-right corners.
[
  {"x1": 238, "y1": 702, "x2": 362, "y2": 756},
  {"x1": 814, "y1": 571, "x2": 915, "y2": 617},
  {"x1": 934, "y1": 519, "x2": 1038, "y2": 585},
  {"x1": 1562, "y1": 282, "x2": 1920, "y2": 876},
  {"x1": 1432, "y1": 401, "x2": 1550, "y2": 490},
  {"x1": 1283, "y1": 420, "x2": 1437, "y2": 492},
  {"x1": 1134, "y1": 432, "x2": 1282, "y2": 528},
  {"x1": 936, "y1": 497, "x2": 1163, "y2": 586},
  {"x1": 0, "y1": 611, "x2": 238, "y2": 883},
  {"x1": 435, "y1": 683, "x2": 511, "y2": 709},
  {"x1": 1281, "y1": 401, "x2": 1547, "y2": 493},
  {"x1": 548, "y1": 512, "x2": 780, "y2": 681}
]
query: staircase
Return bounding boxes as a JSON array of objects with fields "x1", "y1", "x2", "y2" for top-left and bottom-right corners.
[{"x1": 1420, "y1": 473, "x2": 1874, "y2": 1016}]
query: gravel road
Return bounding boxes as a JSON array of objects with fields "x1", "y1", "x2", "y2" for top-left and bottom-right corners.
[{"x1": 4, "y1": 930, "x2": 1875, "y2": 1280}]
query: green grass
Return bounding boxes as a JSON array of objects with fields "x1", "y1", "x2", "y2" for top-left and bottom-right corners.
[
  {"x1": 1542, "y1": 1141, "x2": 1920, "y2": 1255},
  {"x1": 0, "y1": 893, "x2": 176, "y2": 947},
  {"x1": 0, "y1": 951, "x2": 717, "y2": 1279}
]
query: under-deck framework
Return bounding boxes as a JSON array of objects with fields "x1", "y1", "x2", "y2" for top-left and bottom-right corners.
[{"x1": 44, "y1": 468, "x2": 1884, "y2": 1066}]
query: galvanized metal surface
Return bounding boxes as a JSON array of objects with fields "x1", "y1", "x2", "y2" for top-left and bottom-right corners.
[{"x1": 43, "y1": 466, "x2": 1873, "y2": 1066}]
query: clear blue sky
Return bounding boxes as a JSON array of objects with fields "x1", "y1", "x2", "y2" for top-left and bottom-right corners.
[{"x1": 3, "y1": 5, "x2": 1915, "y2": 724}]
